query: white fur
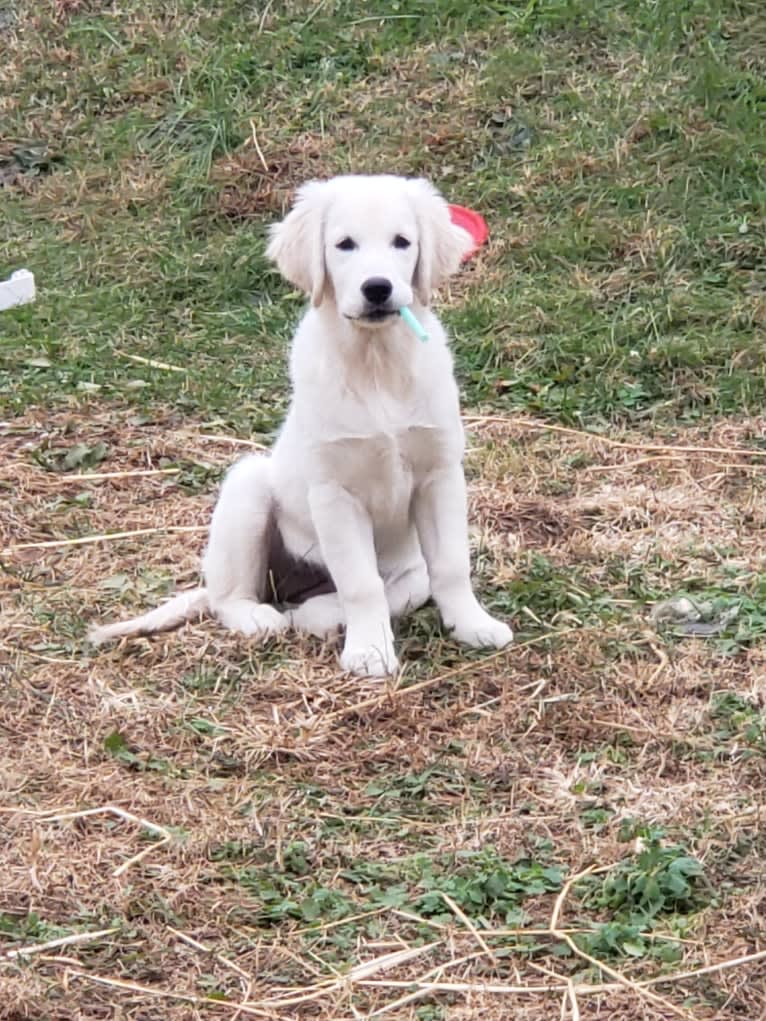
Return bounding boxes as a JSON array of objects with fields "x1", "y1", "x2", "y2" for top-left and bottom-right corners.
[{"x1": 89, "y1": 174, "x2": 513, "y2": 676}]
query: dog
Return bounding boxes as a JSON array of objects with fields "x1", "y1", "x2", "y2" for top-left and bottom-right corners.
[{"x1": 89, "y1": 174, "x2": 513, "y2": 676}]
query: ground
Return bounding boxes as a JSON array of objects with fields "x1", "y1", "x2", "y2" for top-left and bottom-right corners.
[{"x1": 1, "y1": 1, "x2": 765, "y2": 1019}]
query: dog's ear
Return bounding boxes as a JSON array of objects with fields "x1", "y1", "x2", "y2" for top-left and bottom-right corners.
[
  {"x1": 266, "y1": 180, "x2": 329, "y2": 307},
  {"x1": 407, "y1": 178, "x2": 473, "y2": 305}
]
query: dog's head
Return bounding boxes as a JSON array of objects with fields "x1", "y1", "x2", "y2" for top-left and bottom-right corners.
[{"x1": 266, "y1": 175, "x2": 473, "y2": 327}]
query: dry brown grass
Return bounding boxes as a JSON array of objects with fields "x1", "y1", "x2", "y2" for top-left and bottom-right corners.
[{"x1": 2, "y1": 408, "x2": 765, "y2": 1020}]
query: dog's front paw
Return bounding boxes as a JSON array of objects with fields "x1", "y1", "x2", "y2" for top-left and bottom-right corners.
[
  {"x1": 451, "y1": 612, "x2": 513, "y2": 650},
  {"x1": 340, "y1": 643, "x2": 399, "y2": 678}
]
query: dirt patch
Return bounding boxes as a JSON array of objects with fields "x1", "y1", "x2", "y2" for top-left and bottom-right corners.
[
  {"x1": 210, "y1": 134, "x2": 340, "y2": 221},
  {"x1": 473, "y1": 494, "x2": 580, "y2": 547},
  {"x1": 52, "y1": 0, "x2": 105, "y2": 20}
]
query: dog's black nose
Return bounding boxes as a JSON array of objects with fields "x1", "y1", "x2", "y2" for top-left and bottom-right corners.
[{"x1": 361, "y1": 277, "x2": 393, "y2": 305}]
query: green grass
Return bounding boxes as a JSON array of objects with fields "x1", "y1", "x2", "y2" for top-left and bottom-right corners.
[{"x1": 3, "y1": 0, "x2": 765, "y2": 427}]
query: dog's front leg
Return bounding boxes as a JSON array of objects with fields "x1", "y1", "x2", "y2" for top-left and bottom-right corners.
[
  {"x1": 309, "y1": 482, "x2": 398, "y2": 677},
  {"x1": 414, "y1": 466, "x2": 513, "y2": 650}
]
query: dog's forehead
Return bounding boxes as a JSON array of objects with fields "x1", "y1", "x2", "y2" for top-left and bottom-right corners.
[{"x1": 325, "y1": 181, "x2": 417, "y2": 238}]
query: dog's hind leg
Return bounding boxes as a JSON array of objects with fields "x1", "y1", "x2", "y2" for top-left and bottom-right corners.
[
  {"x1": 203, "y1": 454, "x2": 288, "y2": 638},
  {"x1": 384, "y1": 558, "x2": 430, "y2": 618},
  {"x1": 289, "y1": 547, "x2": 430, "y2": 642},
  {"x1": 288, "y1": 593, "x2": 344, "y2": 638},
  {"x1": 287, "y1": 560, "x2": 430, "y2": 639}
]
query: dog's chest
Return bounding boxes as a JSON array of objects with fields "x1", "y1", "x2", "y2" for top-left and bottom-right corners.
[{"x1": 316, "y1": 426, "x2": 449, "y2": 512}]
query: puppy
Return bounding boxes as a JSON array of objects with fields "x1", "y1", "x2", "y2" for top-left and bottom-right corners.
[{"x1": 90, "y1": 175, "x2": 513, "y2": 676}]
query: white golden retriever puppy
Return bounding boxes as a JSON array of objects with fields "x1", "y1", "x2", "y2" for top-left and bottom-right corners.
[{"x1": 90, "y1": 174, "x2": 513, "y2": 676}]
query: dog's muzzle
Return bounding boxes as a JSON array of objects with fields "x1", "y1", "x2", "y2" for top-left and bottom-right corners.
[{"x1": 358, "y1": 276, "x2": 397, "y2": 323}]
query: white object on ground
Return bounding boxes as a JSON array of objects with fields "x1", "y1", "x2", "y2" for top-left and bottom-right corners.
[{"x1": 0, "y1": 269, "x2": 36, "y2": 310}]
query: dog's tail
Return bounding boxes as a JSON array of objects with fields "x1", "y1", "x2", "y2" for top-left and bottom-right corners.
[{"x1": 88, "y1": 587, "x2": 210, "y2": 647}]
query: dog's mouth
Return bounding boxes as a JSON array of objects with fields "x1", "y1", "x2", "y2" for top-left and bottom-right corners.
[
  {"x1": 362, "y1": 308, "x2": 396, "y2": 322},
  {"x1": 345, "y1": 308, "x2": 399, "y2": 325}
]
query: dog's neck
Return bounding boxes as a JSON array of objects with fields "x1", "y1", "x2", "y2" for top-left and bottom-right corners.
[{"x1": 313, "y1": 301, "x2": 423, "y2": 401}]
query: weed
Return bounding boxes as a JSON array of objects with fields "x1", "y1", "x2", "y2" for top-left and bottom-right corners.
[
  {"x1": 0, "y1": 912, "x2": 69, "y2": 942},
  {"x1": 364, "y1": 765, "x2": 471, "y2": 802},
  {"x1": 710, "y1": 691, "x2": 766, "y2": 755},
  {"x1": 232, "y1": 846, "x2": 566, "y2": 932},
  {"x1": 578, "y1": 921, "x2": 685, "y2": 965},
  {"x1": 232, "y1": 860, "x2": 355, "y2": 927},
  {"x1": 413, "y1": 850, "x2": 565, "y2": 925},
  {"x1": 574, "y1": 823, "x2": 711, "y2": 960},
  {"x1": 579, "y1": 806, "x2": 614, "y2": 831},
  {"x1": 30, "y1": 439, "x2": 109, "y2": 473},
  {"x1": 103, "y1": 730, "x2": 185, "y2": 777},
  {"x1": 595, "y1": 840, "x2": 705, "y2": 919},
  {"x1": 161, "y1": 459, "x2": 225, "y2": 493}
]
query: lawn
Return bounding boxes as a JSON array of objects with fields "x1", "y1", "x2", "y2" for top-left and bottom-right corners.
[{"x1": 1, "y1": 1, "x2": 765, "y2": 1018}]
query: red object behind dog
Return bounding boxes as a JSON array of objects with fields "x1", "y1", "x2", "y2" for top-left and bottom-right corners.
[{"x1": 448, "y1": 204, "x2": 489, "y2": 260}]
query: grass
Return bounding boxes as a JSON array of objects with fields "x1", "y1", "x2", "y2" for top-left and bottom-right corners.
[
  {"x1": 3, "y1": 0, "x2": 765, "y2": 428},
  {"x1": 2, "y1": 1, "x2": 766, "y2": 1019}
]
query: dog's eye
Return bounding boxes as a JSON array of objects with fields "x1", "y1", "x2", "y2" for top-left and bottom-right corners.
[
  {"x1": 336, "y1": 237, "x2": 357, "y2": 251},
  {"x1": 393, "y1": 235, "x2": 411, "y2": 249}
]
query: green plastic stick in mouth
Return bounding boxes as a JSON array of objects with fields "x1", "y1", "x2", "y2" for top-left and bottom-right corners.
[{"x1": 399, "y1": 305, "x2": 429, "y2": 342}]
